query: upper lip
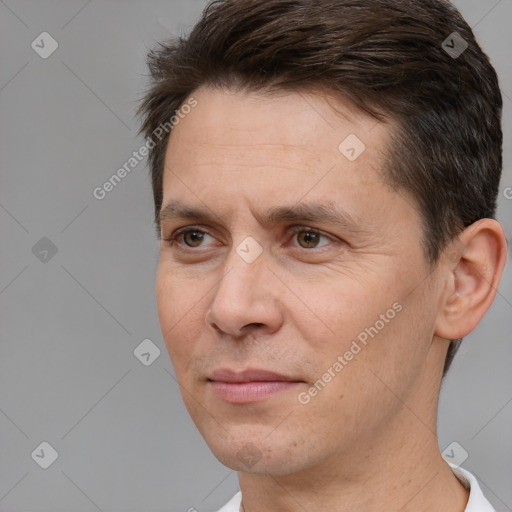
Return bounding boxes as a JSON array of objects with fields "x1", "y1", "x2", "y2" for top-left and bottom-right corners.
[{"x1": 209, "y1": 368, "x2": 302, "y2": 383}]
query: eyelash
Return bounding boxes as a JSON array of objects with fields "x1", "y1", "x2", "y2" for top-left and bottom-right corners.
[{"x1": 163, "y1": 225, "x2": 338, "y2": 251}]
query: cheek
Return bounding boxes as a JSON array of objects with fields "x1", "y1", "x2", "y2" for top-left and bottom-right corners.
[
  {"x1": 156, "y1": 267, "x2": 178, "y2": 337},
  {"x1": 296, "y1": 270, "x2": 418, "y2": 383},
  {"x1": 156, "y1": 264, "x2": 205, "y2": 366},
  {"x1": 335, "y1": 280, "x2": 435, "y2": 395},
  {"x1": 295, "y1": 276, "x2": 389, "y2": 349}
]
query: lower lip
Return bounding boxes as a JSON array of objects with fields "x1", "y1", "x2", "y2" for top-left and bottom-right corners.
[{"x1": 209, "y1": 381, "x2": 301, "y2": 403}]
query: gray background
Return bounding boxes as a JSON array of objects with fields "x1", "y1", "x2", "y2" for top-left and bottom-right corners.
[{"x1": 0, "y1": 1, "x2": 511, "y2": 511}]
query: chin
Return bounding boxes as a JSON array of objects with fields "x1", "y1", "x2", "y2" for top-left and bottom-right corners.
[{"x1": 202, "y1": 426, "x2": 308, "y2": 475}]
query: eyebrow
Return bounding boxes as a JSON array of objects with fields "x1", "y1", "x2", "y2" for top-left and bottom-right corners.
[{"x1": 159, "y1": 199, "x2": 364, "y2": 233}]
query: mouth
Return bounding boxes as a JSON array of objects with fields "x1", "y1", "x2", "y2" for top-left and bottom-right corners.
[{"x1": 207, "y1": 368, "x2": 304, "y2": 403}]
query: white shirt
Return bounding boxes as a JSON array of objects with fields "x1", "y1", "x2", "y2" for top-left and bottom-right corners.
[{"x1": 215, "y1": 466, "x2": 495, "y2": 512}]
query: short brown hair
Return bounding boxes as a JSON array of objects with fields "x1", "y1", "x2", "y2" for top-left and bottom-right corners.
[{"x1": 138, "y1": 0, "x2": 503, "y2": 375}]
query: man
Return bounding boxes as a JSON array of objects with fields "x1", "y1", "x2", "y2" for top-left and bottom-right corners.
[{"x1": 138, "y1": 0, "x2": 507, "y2": 510}]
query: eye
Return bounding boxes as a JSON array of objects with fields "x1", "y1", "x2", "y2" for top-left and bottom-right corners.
[
  {"x1": 164, "y1": 227, "x2": 217, "y2": 248},
  {"x1": 289, "y1": 227, "x2": 334, "y2": 249}
]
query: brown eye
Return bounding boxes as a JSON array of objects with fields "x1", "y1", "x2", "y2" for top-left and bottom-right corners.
[
  {"x1": 291, "y1": 228, "x2": 332, "y2": 249},
  {"x1": 182, "y1": 230, "x2": 206, "y2": 247},
  {"x1": 296, "y1": 230, "x2": 321, "y2": 248},
  {"x1": 166, "y1": 228, "x2": 215, "y2": 249}
]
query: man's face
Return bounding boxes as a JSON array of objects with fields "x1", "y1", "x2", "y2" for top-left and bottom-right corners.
[{"x1": 156, "y1": 86, "x2": 444, "y2": 475}]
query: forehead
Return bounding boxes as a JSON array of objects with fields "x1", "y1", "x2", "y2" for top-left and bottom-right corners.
[{"x1": 164, "y1": 85, "x2": 391, "y2": 185}]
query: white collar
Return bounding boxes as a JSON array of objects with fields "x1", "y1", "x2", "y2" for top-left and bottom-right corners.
[{"x1": 450, "y1": 465, "x2": 496, "y2": 511}]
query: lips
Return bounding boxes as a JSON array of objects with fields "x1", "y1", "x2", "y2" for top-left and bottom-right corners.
[
  {"x1": 207, "y1": 368, "x2": 304, "y2": 403},
  {"x1": 209, "y1": 368, "x2": 301, "y2": 383}
]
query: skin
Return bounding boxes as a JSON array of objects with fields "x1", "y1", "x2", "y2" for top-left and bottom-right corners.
[{"x1": 156, "y1": 85, "x2": 507, "y2": 512}]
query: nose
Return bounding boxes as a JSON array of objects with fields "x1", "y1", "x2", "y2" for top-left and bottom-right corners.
[{"x1": 204, "y1": 246, "x2": 284, "y2": 340}]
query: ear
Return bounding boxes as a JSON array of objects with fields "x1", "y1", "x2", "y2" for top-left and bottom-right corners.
[{"x1": 435, "y1": 219, "x2": 508, "y2": 340}]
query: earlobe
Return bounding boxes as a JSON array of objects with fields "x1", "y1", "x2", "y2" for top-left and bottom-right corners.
[{"x1": 435, "y1": 218, "x2": 508, "y2": 340}]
